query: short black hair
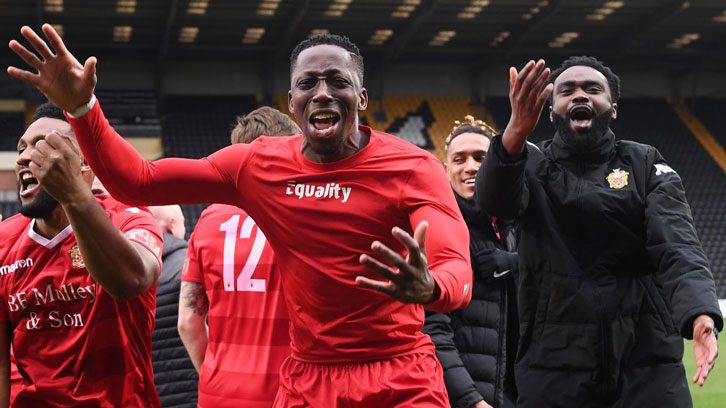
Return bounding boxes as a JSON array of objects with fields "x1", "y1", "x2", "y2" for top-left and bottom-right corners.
[
  {"x1": 290, "y1": 34, "x2": 364, "y2": 83},
  {"x1": 32, "y1": 101, "x2": 68, "y2": 122},
  {"x1": 549, "y1": 56, "x2": 620, "y2": 104}
]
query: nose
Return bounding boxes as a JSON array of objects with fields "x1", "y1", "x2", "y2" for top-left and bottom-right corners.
[
  {"x1": 312, "y1": 81, "x2": 333, "y2": 104},
  {"x1": 464, "y1": 156, "x2": 480, "y2": 174},
  {"x1": 16, "y1": 146, "x2": 32, "y2": 167},
  {"x1": 572, "y1": 87, "x2": 590, "y2": 103}
]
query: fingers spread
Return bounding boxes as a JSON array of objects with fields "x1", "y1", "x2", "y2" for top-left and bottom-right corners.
[
  {"x1": 392, "y1": 227, "x2": 418, "y2": 253},
  {"x1": 6, "y1": 66, "x2": 40, "y2": 86},
  {"x1": 42, "y1": 23, "x2": 68, "y2": 55},
  {"x1": 371, "y1": 241, "x2": 406, "y2": 270},
  {"x1": 20, "y1": 26, "x2": 54, "y2": 60},
  {"x1": 8, "y1": 40, "x2": 43, "y2": 70},
  {"x1": 83, "y1": 56, "x2": 97, "y2": 82},
  {"x1": 355, "y1": 275, "x2": 395, "y2": 296},
  {"x1": 413, "y1": 221, "x2": 428, "y2": 256},
  {"x1": 512, "y1": 60, "x2": 535, "y2": 96},
  {"x1": 508, "y1": 67, "x2": 517, "y2": 93},
  {"x1": 359, "y1": 253, "x2": 399, "y2": 281}
]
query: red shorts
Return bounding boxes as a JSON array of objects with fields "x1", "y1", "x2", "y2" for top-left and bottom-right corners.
[{"x1": 273, "y1": 353, "x2": 450, "y2": 408}]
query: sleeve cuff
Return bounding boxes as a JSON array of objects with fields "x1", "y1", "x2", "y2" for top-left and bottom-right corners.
[
  {"x1": 66, "y1": 94, "x2": 97, "y2": 118},
  {"x1": 491, "y1": 132, "x2": 527, "y2": 164}
]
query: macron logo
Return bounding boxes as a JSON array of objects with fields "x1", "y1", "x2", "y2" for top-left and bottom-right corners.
[
  {"x1": 1, "y1": 258, "x2": 34, "y2": 276},
  {"x1": 286, "y1": 181, "x2": 352, "y2": 203}
]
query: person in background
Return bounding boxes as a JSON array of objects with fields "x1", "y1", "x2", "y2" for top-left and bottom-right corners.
[
  {"x1": 178, "y1": 106, "x2": 299, "y2": 407},
  {"x1": 149, "y1": 205, "x2": 198, "y2": 407},
  {"x1": 424, "y1": 116, "x2": 519, "y2": 408}
]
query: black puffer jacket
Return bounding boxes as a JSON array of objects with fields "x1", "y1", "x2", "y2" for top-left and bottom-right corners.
[
  {"x1": 477, "y1": 131, "x2": 724, "y2": 407},
  {"x1": 151, "y1": 233, "x2": 198, "y2": 407},
  {"x1": 423, "y1": 192, "x2": 519, "y2": 408}
]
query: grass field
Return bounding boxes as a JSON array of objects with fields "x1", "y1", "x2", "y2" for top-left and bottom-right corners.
[{"x1": 683, "y1": 340, "x2": 726, "y2": 407}]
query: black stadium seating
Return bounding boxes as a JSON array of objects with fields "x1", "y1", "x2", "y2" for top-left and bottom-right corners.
[
  {"x1": 160, "y1": 95, "x2": 258, "y2": 239},
  {"x1": 161, "y1": 95, "x2": 258, "y2": 158},
  {"x1": 692, "y1": 98, "x2": 726, "y2": 150}
]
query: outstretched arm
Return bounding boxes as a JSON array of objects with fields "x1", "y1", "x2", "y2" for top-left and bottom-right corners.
[
  {"x1": 643, "y1": 149, "x2": 722, "y2": 386},
  {"x1": 8, "y1": 24, "x2": 243, "y2": 207},
  {"x1": 477, "y1": 60, "x2": 551, "y2": 219}
]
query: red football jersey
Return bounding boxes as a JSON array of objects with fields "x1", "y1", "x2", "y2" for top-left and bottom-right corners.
[
  {"x1": 183, "y1": 204, "x2": 290, "y2": 407},
  {"x1": 0, "y1": 195, "x2": 163, "y2": 407},
  {"x1": 70, "y1": 102, "x2": 472, "y2": 363}
]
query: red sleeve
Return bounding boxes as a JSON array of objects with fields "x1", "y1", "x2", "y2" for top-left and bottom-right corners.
[
  {"x1": 111, "y1": 205, "x2": 165, "y2": 269},
  {"x1": 67, "y1": 100, "x2": 249, "y2": 206},
  {"x1": 402, "y1": 156, "x2": 472, "y2": 313},
  {"x1": 181, "y1": 228, "x2": 204, "y2": 284}
]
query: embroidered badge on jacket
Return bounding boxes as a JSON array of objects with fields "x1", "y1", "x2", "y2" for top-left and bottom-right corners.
[
  {"x1": 69, "y1": 245, "x2": 86, "y2": 268},
  {"x1": 607, "y1": 168, "x2": 629, "y2": 189}
]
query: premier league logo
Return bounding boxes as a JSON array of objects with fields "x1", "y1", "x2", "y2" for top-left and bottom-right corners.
[{"x1": 606, "y1": 168, "x2": 629, "y2": 189}]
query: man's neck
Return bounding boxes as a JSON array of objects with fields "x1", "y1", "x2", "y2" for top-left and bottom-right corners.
[
  {"x1": 304, "y1": 126, "x2": 371, "y2": 163},
  {"x1": 34, "y1": 207, "x2": 70, "y2": 239}
]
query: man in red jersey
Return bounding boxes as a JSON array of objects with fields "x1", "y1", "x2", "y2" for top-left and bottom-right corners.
[
  {"x1": 0, "y1": 102, "x2": 162, "y2": 407},
  {"x1": 8, "y1": 26, "x2": 472, "y2": 407},
  {"x1": 177, "y1": 106, "x2": 299, "y2": 407}
]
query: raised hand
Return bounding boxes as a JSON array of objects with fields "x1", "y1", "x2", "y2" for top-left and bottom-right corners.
[
  {"x1": 502, "y1": 59, "x2": 553, "y2": 155},
  {"x1": 692, "y1": 314, "x2": 719, "y2": 386},
  {"x1": 8, "y1": 24, "x2": 97, "y2": 112},
  {"x1": 356, "y1": 221, "x2": 437, "y2": 304}
]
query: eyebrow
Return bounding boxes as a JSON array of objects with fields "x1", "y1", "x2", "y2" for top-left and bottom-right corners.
[
  {"x1": 450, "y1": 148, "x2": 487, "y2": 156},
  {"x1": 17, "y1": 133, "x2": 44, "y2": 150},
  {"x1": 299, "y1": 68, "x2": 345, "y2": 77},
  {"x1": 556, "y1": 79, "x2": 605, "y2": 89}
]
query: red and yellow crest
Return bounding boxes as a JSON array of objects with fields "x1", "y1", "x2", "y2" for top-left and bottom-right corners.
[
  {"x1": 606, "y1": 168, "x2": 629, "y2": 189},
  {"x1": 69, "y1": 245, "x2": 86, "y2": 268}
]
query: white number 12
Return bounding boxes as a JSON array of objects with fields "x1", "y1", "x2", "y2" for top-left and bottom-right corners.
[{"x1": 219, "y1": 215, "x2": 267, "y2": 292}]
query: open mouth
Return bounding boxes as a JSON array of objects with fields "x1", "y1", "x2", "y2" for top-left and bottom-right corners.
[
  {"x1": 568, "y1": 105, "x2": 594, "y2": 129},
  {"x1": 19, "y1": 171, "x2": 40, "y2": 198},
  {"x1": 463, "y1": 177, "x2": 476, "y2": 186},
  {"x1": 309, "y1": 111, "x2": 341, "y2": 137}
]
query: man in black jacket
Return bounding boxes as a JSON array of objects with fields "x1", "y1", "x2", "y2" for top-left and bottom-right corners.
[
  {"x1": 149, "y1": 205, "x2": 198, "y2": 407},
  {"x1": 424, "y1": 116, "x2": 519, "y2": 408},
  {"x1": 477, "y1": 56, "x2": 722, "y2": 407}
]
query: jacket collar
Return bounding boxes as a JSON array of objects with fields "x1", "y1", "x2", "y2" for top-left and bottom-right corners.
[{"x1": 548, "y1": 128, "x2": 616, "y2": 163}]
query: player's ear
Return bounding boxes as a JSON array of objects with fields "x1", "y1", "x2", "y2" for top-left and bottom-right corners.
[
  {"x1": 358, "y1": 88, "x2": 368, "y2": 111},
  {"x1": 549, "y1": 105, "x2": 553, "y2": 123},
  {"x1": 611, "y1": 102, "x2": 617, "y2": 120},
  {"x1": 287, "y1": 90, "x2": 294, "y2": 114},
  {"x1": 80, "y1": 155, "x2": 92, "y2": 172}
]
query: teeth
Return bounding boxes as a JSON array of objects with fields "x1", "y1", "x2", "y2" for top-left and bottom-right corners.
[
  {"x1": 22, "y1": 173, "x2": 34, "y2": 182},
  {"x1": 313, "y1": 113, "x2": 337, "y2": 120}
]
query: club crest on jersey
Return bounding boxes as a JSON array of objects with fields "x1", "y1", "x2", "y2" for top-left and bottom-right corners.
[
  {"x1": 69, "y1": 245, "x2": 86, "y2": 268},
  {"x1": 606, "y1": 168, "x2": 629, "y2": 189}
]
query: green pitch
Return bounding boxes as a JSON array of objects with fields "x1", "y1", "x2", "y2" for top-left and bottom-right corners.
[{"x1": 684, "y1": 339, "x2": 725, "y2": 407}]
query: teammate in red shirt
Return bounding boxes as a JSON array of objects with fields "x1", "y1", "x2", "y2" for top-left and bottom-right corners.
[
  {"x1": 178, "y1": 107, "x2": 299, "y2": 407},
  {"x1": 0, "y1": 102, "x2": 162, "y2": 407},
  {"x1": 8, "y1": 27, "x2": 473, "y2": 406}
]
